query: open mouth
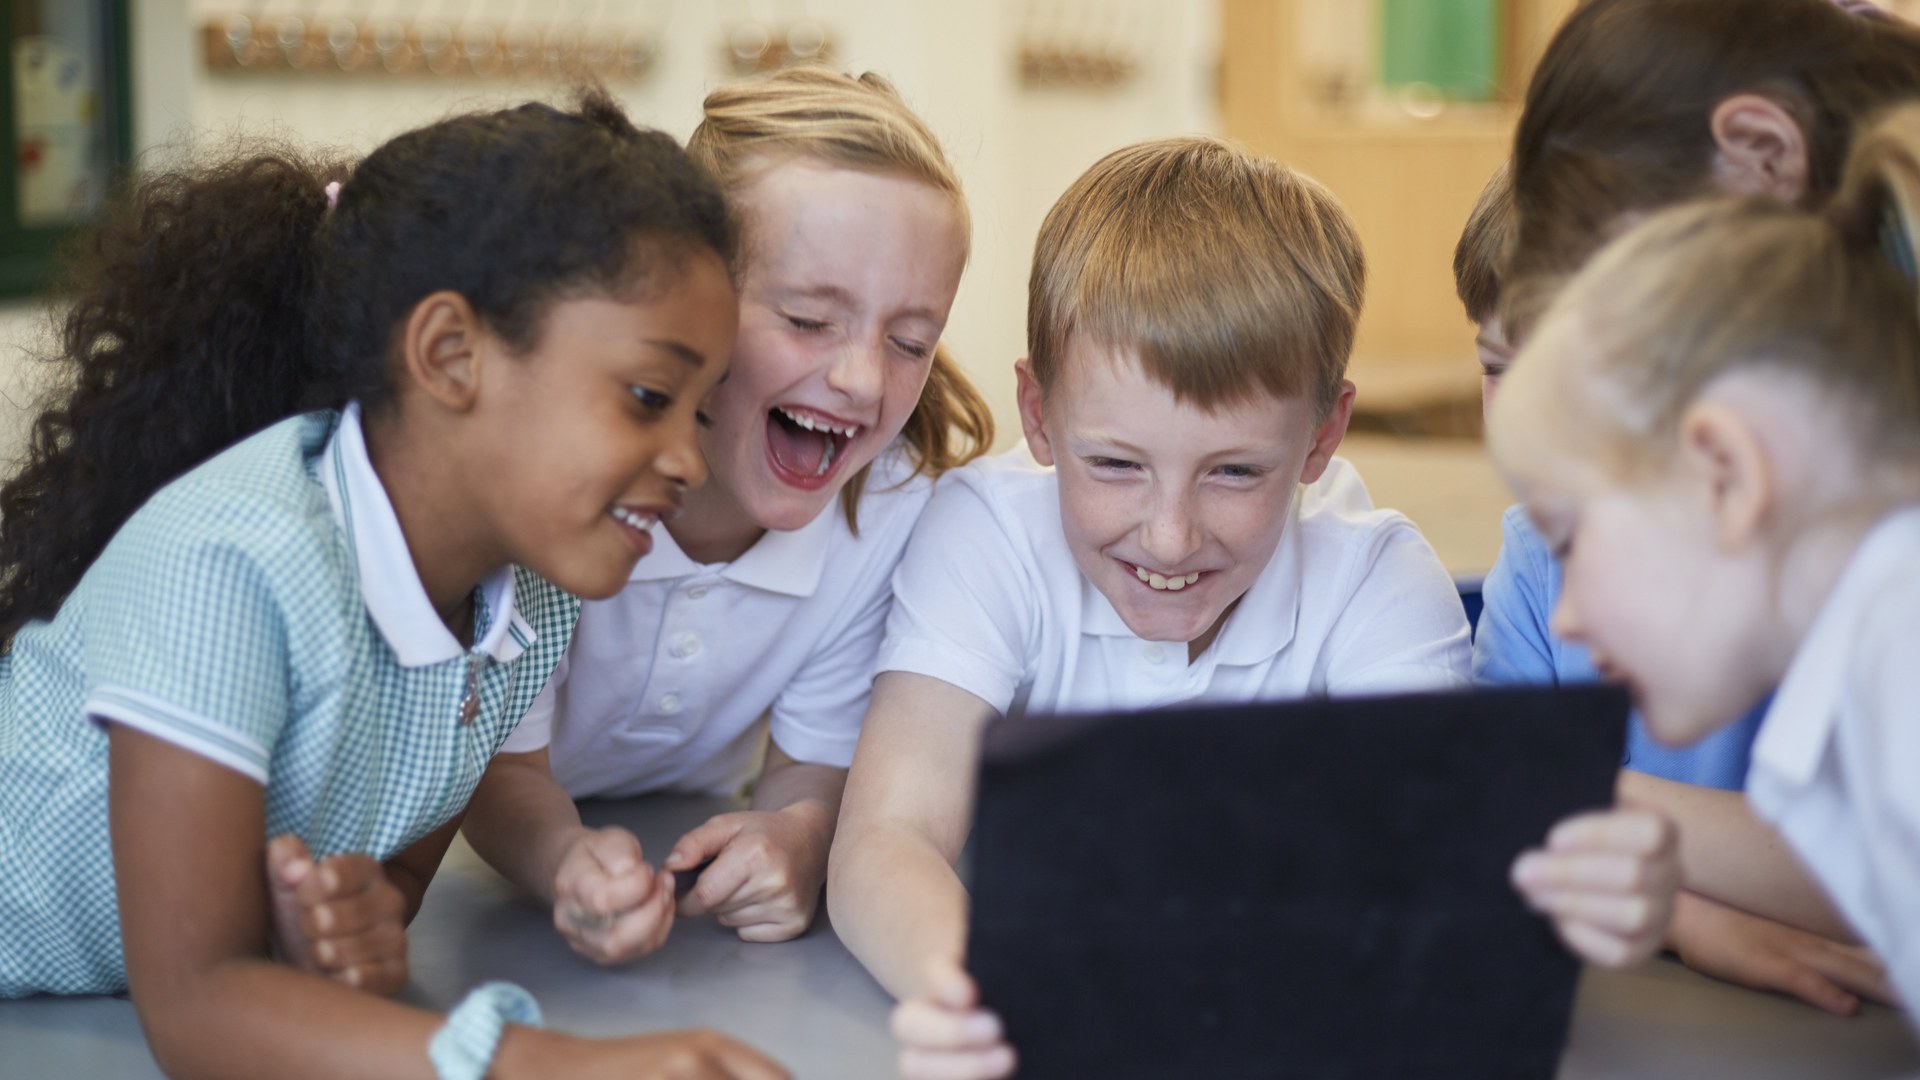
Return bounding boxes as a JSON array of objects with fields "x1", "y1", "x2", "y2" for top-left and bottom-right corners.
[{"x1": 765, "y1": 406, "x2": 863, "y2": 490}]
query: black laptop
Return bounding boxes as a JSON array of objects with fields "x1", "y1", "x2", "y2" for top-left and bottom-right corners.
[{"x1": 966, "y1": 684, "x2": 1627, "y2": 1080}]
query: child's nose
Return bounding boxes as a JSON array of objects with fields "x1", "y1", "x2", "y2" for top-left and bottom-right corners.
[
  {"x1": 656, "y1": 411, "x2": 709, "y2": 491},
  {"x1": 825, "y1": 335, "x2": 886, "y2": 407},
  {"x1": 1140, "y1": 493, "x2": 1203, "y2": 568}
]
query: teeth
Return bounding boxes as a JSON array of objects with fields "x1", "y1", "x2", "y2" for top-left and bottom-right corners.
[
  {"x1": 610, "y1": 507, "x2": 656, "y2": 532},
  {"x1": 778, "y1": 407, "x2": 861, "y2": 440},
  {"x1": 813, "y1": 433, "x2": 838, "y2": 477},
  {"x1": 1136, "y1": 567, "x2": 1203, "y2": 591}
]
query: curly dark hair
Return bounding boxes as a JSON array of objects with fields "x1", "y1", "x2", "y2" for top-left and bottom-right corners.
[{"x1": 0, "y1": 88, "x2": 738, "y2": 648}]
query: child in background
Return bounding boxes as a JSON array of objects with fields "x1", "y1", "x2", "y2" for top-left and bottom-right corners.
[
  {"x1": 1455, "y1": 166, "x2": 1891, "y2": 1014},
  {"x1": 0, "y1": 94, "x2": 784, "y2": 1079},
  {"x1": 830, "y1": 137, "x2": 1675, "y2": 1080},
  {"x1": 461, "y1": 67, "x2": 992, "y2": 963},
  {"x1": 1488, "y1": 103, "x2": 1920, "y2": 1027}
]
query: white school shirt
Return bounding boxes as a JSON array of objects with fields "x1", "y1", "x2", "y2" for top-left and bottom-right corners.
[
  {"x1": 877, "y1": 449, "x2": 1473, "y2": 718},
  {"x1": 503, "y1": 446, "x2": 933, "y2": 796},
  {"x1": 1747, "y1": 505, "x2": 1920, "y2": 1021}
]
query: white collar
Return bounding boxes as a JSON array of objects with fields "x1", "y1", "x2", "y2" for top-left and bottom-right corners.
[
  {"x1": 626, "y1": 497, "x2": 836, "y2": 598},
  {"x1": 1755, "y1": 505, "x2": 1920, "y2": 785},
  {"x1": 1078, "y1": 484, "x2": 1303, "y2": 667},
  {"x1": 319, "y1": 403, "x2": 533, "y2": 668}
]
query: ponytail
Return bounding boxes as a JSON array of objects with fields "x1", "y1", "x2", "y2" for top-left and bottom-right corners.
[
  {"x1": 0, "y1": 150, "x2": 346, "y2": 647},
  {"x1": 837, "y1": 341, "x2": 995, "y2": 530}
]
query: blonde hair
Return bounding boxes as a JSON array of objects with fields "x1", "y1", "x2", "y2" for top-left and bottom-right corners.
[
  {"x1": 1027, "y1": 136, "x2": 1364, "y2": 416},
  {"x1": 1497, "y1": 106, "x2": 1920, "y2": 483},
  {"x1": 1453, "y1": 163, "x2": 1514, "y2": 325},
  {"x1": 688, "y1": 67, "x2": 993, "y2": 529}
]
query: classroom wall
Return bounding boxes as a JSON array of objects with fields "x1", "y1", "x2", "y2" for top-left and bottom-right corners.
[{"x1": 0, "y1": 0, "x2": 1221, "y2": 464}]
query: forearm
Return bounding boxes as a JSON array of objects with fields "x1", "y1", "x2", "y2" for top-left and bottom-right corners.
[
  {"x1": 748, "y1": 745, "x2": 848, "y2": 837},
  {"x1": 461, "y1": 750, "x2": 590, "y2": 904},
  {"x1": 136, "y1": 957, "x2": 566, "y2": 1080},
  {"x1": 1617, "y1": 770, "x2": 1854, "y2": 941},
  {"x1": 827, "y1": 822, "x2": 971, "y2": 1001}
]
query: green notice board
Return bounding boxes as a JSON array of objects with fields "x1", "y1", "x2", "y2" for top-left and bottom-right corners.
[{"x1": 1378, "y1": 0, "x2": 1501, "y2": 102}]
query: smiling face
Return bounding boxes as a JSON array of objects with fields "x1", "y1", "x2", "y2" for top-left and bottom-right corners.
[
  {"x1": 1021, "y1": 336, "x2": 1349, "y2": 649},
  {"x1": 1490, "y1": 332, "x2": 1781, "y2": 747},
  {"x1": 485, "y1": 249, "x2": 739, "y2": 600},
  {"x1": 689, "y1": 160, "x2": 968, "y2": 546}
]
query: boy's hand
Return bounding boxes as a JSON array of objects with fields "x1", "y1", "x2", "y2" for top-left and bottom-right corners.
[
  {"x1": 1511, "y1": 807, "x2": 1680, "y2": 968},
  {"x1": 1668, "y1": 890, "x2": 1895, "y2": 1015},
  {"x1": 265, "y1": 834, "x2": 408, "y2": 995},
  {"x1": 891, "y1": 956, "x2": 1016, "y2": 1080},
  {"x1": 668, "y1": 805, "x2": 831, "y2": 942},
  {"x1": 552, "y1": 826, "x2": 676, "y2": 964}
]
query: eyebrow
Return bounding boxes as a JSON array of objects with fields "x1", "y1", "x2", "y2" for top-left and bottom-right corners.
[
  {"x1": 1074, "y1": 432, "x2": 1279, "y2": 461},
  {"x1": 647, "y1": 338, "x2": 707, "y2": 369},
  {"x1": 775, "y1": 284, "x2": 945, "y2": 323}
]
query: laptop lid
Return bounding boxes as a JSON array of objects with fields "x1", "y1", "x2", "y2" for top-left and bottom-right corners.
[{"x1": 967, "y1": 684, "x2": 1628, "y2": 1079}]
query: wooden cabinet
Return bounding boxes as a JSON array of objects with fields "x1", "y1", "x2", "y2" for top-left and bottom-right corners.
[{"x1": 1220, "y1": 0, "x2": 1573, "y2": 426}]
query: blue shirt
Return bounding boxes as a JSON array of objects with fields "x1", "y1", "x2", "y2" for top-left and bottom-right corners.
[
  {"x1": 0, "y1": 409, "x2": 577, "y2": 996},
  {"x1": 1473, "y1": 505, "x2": 1765, "y2": 789}
]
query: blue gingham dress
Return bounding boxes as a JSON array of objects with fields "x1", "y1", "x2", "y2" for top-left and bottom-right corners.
[{"x1": 0, "y1": 411, "x2": 577, "y2": 996}]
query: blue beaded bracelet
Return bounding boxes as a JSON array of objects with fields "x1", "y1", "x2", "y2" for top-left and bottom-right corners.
[{"x1": 429, "y1": 981, "x2": 543, "y2": 1080}]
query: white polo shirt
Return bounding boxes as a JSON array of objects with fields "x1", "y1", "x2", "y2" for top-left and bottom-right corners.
[
  {"x1": 877, "y1": 449, "x2": 1473, "y2": 718},
  {"x1": 1748, "y1": 505, "x2": 1920, "y2": 1020},
  {"x1": 503, "y1": 447, "x2": 933, "y2": 796}
]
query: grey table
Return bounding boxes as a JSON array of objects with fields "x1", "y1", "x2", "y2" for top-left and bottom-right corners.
[{"x1": 5, "y1": 794, "x2": 1916, "y2": 1079}]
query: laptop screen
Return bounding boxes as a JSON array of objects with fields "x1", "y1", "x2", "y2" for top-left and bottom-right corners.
[{"x1": 967, "y1": 684, "x2": 1627, "y2": 1079}]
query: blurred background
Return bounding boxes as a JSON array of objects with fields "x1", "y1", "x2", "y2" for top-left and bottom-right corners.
[{"x1": 8, "y1": 1, "x2": 1913, "y2": 574}]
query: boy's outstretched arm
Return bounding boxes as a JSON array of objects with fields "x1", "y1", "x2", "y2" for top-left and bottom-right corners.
[
  {"x1": 830, "y1": 671, "x2": 1016, "y2": 1080},
  {"x1": 830, "y1": 671, "x2": 990, "y2": 998},
  {"x1": 109, "y1": 725, "x2": 785, "y2": 1080},
  {"x1": 463, "y1": 747, "x2": 675, "y2": 964}
]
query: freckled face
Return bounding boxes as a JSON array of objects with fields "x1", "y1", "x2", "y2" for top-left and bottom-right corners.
[
  {"x1": 485, "y1": 251, "x2": 738, "y2": 600},
  {"x1": 1024, "y1": 341, "x2": 1329, "y2": 646},
  {"x1": 696, "y1": 161, "x2": 969, "y2": 533}
]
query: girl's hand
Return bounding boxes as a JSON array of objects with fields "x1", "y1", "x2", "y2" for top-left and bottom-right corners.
[
  {"x1": 1511, "y1": 807, "x2": 1680, "y2": 968},
  {"x1": 265, "y1": 834, "x2": 408, "y2": 995},
  {"x1": 551, "y1": 826, "x2": 675, "y2": 964},
  {"x1": 668, "y1": 806, "x2": 831, "y2": 942},
  {"x1": 536, "y1": 1029, "x2": 790, "y2": 1080},
  {"x1": 1668, "y1": 890, "x2": 1896, "y2": 1015},
  {"x1": 890, "y1": 956, "x2": 1016, "y2": 1080}
]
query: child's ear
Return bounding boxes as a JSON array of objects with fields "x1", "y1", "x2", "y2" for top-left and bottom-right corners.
[
  {"x1": 1016, "y1": 359, "x2": 1056, "y2": 467},
  {"x1": 1710, "y1": 93, "x2": 1810, "y2": 202},
  {"x1": 399, "y1": 290, "x2": 484, "y2": 412},
  {"x1": 1676, "y1": 400, "x2": 1773, "y2": 551},
  {"x1": 1297, "y1": 380, "x2": 1356, "y2": 485}
]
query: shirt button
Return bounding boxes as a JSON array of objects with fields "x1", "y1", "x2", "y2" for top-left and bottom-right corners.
[
  {"x1": 1145, "y1": 646, "x2": 1165, "y2": 665},
  {"x1": 687, "y1": 586, "x2": 709, "y2": 600},
  {"x1": 659, "y1": 693, "x2": 681, "y2": 713},
  {"x1": 673, "y1": 633, "x2": 702, "y2": 658}
]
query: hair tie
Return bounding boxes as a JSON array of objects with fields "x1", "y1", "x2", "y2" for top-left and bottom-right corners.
[{"x1": 324, "y1": 180, "x2": 342, "y2": 211}]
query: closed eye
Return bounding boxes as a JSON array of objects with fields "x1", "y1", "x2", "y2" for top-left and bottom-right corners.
[
  {"x1": 1087, "y1": 456, "x2": 1139, "y2": 472},
  {"x1": 890, "y1": 336, "x2": 931, "y2": 359},
  {"x1": 785, "y1": 314, "x2": 829, "y2": 333}
]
